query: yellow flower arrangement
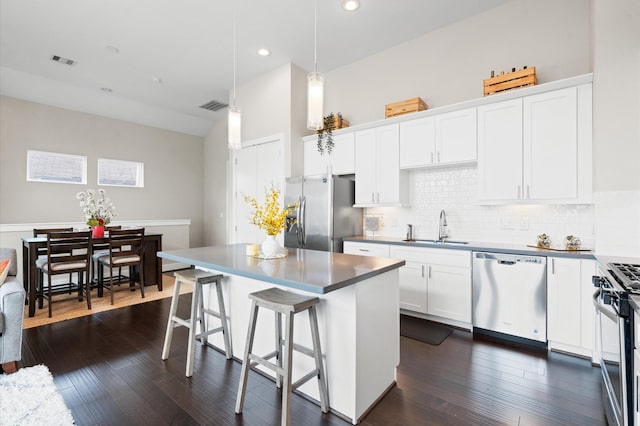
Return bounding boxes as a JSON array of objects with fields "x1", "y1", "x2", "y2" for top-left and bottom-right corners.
[{"x1": 244, "y1": 187, "x2": 297, "y2": 236}]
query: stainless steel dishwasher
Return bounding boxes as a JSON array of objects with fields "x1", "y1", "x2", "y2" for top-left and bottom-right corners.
[{"x1": 472, "y1": 252, "x2": 547, "y2": 347}]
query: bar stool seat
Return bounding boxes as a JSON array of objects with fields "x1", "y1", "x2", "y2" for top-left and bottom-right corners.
[
  {"x1": 235, "y1": 287, "x2": 329, "y2": 426},
  {"x1": 161, "y1": 269, "x2": 232, "y2": 377}
]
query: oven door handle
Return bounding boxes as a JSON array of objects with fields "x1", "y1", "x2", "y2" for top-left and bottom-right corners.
[{"x1": 592, "y1": 288, "x2": 618, "y2": 322}]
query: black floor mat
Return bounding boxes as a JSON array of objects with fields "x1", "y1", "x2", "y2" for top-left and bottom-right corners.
[{"x1": 400, "y1": 314, "x2": 453, "y2": 345}]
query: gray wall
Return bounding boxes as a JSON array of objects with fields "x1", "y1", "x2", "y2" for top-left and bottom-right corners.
[
  {"x1": 0, "y1": 96, "x2": 206, "y2": 247},
  {"x1": 324, "y1": 0, "x2": 591, "y2": 127},
  {"x1": 203, "y1": 115, "x2": 229, "y2": 246}
]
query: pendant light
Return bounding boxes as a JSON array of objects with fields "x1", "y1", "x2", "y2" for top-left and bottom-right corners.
[
  {"x1": 307, "y1": 0, "x2": 324, "y2": 130},
  {"x1": 228, "y1": 2, "x2": 242, "y2": 150}
]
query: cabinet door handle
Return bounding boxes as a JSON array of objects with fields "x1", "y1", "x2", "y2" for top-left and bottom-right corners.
[
  {"x1": 517, "y1": 185, "x2": 521, "y2": 199},
  {"x1": 421, "y1": 265, "x2": 425, "y2": 278},
  {"x1": 551, "y1": 258, "x2": 555, "y2": 274},
  {"x1": 526, "y1": 185, "x2": 530, "y2": 199},
  {"x1": 359, "y1": 248, "x2": 370, "y2": 252},
  {"x1": 376, "y1": 193, "x2": 380, "y2": 203},
  {"x1": 437, "y1": 152, "x2": 440, "y2": 163},
  {"x1": 428, "y1": 265, "x2": 432, "y2": 279},
  {"x1": 430, "y1": 152, "x2": 434, "y2": 164},
  {"x1": 371, "y1": 192, "x2": 375, "y2": 203}
]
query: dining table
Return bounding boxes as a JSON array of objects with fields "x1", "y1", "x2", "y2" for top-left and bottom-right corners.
[{"x1": 21, "y1": 232, "x2": 163, "y2": 317}]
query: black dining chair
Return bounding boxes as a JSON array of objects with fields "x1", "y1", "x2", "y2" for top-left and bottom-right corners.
[
  {"x1": 90, "y1": 225, "x2": 124, "y2": 286},
  {"x1": 97, "y1": 228, "x2": 146, "y2": 304},
  {"x1": 33, "y1": 227, "x2": 75, "y2": 309},
  {"x1": 40, "y1": 230, "x2": 92, "y2": 318}
]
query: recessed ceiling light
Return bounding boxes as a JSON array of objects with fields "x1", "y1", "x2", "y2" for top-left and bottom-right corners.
[
  {"x1": 101, "y1": 87, "x2": 112, "y2": 93},
  {"x1": 341, "y1": 0, "x2": 360, "y2": 12},
  {"x1": 105, "y1": 45, "x2": 120, "y2": 54},
  {"x1": 152, "y1": 76, "x2": 163, "y2": 84},
  {"x1": 257, "y1": 48, "x2": 271, "y2": 57}
]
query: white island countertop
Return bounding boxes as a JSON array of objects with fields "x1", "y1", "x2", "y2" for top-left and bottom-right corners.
[
  {"x1": 157, "y1": 243, "x2": 404, "y2": 424},
  {"x1": 157, "y1": 243, "x2": 405, "y2": 294}
]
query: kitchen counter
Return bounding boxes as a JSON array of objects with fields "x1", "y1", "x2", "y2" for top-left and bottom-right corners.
[
  {"x1": 345, "y1": 235, "x2": 595, "y2": 259},
  {"x1": 157, "y1": 243, "x2": 404, "y2": 294},
  {"x1": 157, "y1": 244, "x2": 403, "y2": 425}
]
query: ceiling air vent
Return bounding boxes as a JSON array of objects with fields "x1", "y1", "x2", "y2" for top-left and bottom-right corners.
[
  {"x1": 51, "y1": 55, "x2": 76, "y2": 66},
  {"x1": 199, "y1": 99, "x2": 228, "y2": 112}
]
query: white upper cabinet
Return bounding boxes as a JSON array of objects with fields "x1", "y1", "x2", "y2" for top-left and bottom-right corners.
[
  {"x1": 399, "y1": 117, "x2": 436, "y2": 168},
  {"x1": 524, "y1": 88, "x2": 578, "y2": 200},
  {"x1": 478, "y1": 98, "x2": 523, "y2": 201},
  {"x1": 355, "y1": 123, "x2": 408, "y2": 206},
  {"x1": 304, "y1": 131, "x2": 355, "y2": 176},
  {"x1": 435, "y1": 108, "x2": 477, "y2": 164},
  {"x1": 478, "y1": 84, "x2": 592, "y2": 204},
  {"x1": 399, "y1": 107, "x2": 477, "y2": 169}
]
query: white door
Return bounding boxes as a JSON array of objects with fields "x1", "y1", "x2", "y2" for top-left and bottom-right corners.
[{"x1": 233, "y1": 138, "x2": 283, "y2": 244}]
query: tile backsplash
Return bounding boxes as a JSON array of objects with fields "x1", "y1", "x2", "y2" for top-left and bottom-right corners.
[{"x1": 364, "y1": 166, "x2": 595, "y2": 248}]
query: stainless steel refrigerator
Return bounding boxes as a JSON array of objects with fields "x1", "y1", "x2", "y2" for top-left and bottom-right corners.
[{"x1": 284, "y1": 174, "x2": 362, "y2": 252}]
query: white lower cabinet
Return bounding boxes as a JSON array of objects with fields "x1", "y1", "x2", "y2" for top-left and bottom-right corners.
[
  {"x1": 390, "y1": 246, "x2": 471, "y2": 325},
  {"x1": 547, "y1": 257, "x2": 596, "y2": 358},
  {"x1": 343, "y1": 241, "x2": 390, "y2": 258}
]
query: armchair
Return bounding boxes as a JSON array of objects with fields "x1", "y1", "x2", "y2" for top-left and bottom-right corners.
[{"x1": 0, "y1": 248, "x2": 26, "y2": 373}]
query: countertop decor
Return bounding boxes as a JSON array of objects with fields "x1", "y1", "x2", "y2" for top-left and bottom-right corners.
[{"x1": 244, "y1": 186, "x2": 297, "y2": 257}]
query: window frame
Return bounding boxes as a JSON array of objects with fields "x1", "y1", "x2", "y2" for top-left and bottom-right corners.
[
  {"x1": 26, "y1": 150, "x2": 87, "y2": 185},
  {"x1": 97, "y1": 158, "x2": 144, "y2": 188}
]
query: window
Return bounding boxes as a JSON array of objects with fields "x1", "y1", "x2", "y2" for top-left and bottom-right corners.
[
  {"x1": 27, "y1": 150, "x2": 87, "y2": 184},
  {"x1": 98, "y1": 158, "x2": 144, "y2": 187}
]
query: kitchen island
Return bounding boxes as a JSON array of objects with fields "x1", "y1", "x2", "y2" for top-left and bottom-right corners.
[{"x1": 157, "y1": 244, "x2": 405, "y2": 424}]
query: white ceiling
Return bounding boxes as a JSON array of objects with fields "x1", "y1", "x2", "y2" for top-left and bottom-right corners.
[{"x1": 0, "y1": 0, "x2": 510, "y2": 136}]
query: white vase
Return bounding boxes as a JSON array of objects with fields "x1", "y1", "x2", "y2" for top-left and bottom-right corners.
[{"x1": 261, "y1": 234, "x2": 280, "y2": 257}]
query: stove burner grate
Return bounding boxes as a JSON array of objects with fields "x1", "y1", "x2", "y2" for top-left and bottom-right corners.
[{"x1": 609, "y1": 263, "x2": 640, "y2": 290}]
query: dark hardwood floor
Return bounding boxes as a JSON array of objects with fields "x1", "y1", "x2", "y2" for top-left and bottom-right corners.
[{"x1": 18, "y1": 294, "x2": 606, "y2": 426}]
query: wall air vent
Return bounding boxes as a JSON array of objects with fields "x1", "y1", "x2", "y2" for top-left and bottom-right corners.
[
  {"x1": 199, "y1": 99, "x2": 228, "y2": 111},
  {"x1": 51, "y1": 55, "x2": 76, "y2": 66}
]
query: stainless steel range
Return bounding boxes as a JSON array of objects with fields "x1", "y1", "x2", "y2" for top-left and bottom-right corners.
[{"x1": 593, "y1": 257, "x2": 640, "y2": 426}]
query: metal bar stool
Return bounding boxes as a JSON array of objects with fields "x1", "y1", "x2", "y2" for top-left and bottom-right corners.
[
  {"x1": 235, "y1": 287, "x2": 329, "y2": 426},
  {"x1": 161, "y1": 269, "x2": 232, "y2": 377}
]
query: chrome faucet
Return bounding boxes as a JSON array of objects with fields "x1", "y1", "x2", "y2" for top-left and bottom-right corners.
[{"x1": 438, "y1": 209, "x2": 448, "y2": 241}]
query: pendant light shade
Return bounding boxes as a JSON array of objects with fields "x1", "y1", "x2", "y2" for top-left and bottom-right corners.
[
  {"x1": 307, "y1": 71, "x2": 324, "y2": 130},
  {"x1": 228, "y1": 105, "x2": 241, "y2": 150},
  {"x1": 307, "y1": 0, "x2": 324, "y2": 131}
]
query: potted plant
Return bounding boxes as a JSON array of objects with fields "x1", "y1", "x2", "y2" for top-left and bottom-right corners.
[
  {"x1": 76, "y1": 189, "x2": 116, "y2": 237},
  {"x1": 316, "y1": 112, "x2": 345, "y2": 155}
]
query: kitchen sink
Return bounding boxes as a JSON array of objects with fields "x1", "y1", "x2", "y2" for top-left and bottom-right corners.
[{"x1": 403, "y1": 239, "x2": 469, "y2": 245}]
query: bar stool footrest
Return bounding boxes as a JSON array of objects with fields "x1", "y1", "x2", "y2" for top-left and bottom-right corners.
[
  {"x1": 291, "y1": 369, "x2": 321, "y2": 391},
  {"x1": 248, "y1": 353, "x2": 284, "y2": 376},
  {"x1": 195, "y1": 326, "x2": 224, "y2": 340}
]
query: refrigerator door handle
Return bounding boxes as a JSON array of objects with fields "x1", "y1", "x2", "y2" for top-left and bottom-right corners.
[{"x1": 299, "y1": 196, "x2": 307, "y2": 246}]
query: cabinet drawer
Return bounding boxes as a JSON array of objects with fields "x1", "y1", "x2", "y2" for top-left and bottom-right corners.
[
  {"x1": 343, "y1": 242, "x2": 389, "y2": 258},
  {"x1": 390, "y1": 245, "x2": 470, "y2": 267}
]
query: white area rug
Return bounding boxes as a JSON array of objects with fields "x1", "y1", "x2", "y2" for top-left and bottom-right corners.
[{"x1": 0, "y1": 364, "x2": 74, "y2": 425}]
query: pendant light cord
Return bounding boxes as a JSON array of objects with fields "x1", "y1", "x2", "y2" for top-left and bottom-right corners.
[
  {"x1": 232, "y1": 3, "x2": 237, "y2": 106},
  {"x1": 313, "y1": 0, "x2": 317, "y2": 73}
]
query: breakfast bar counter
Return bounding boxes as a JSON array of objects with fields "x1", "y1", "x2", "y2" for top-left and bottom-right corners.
[{"x1": 158, "y1": 244, "x2": 405, "y2": 424}]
